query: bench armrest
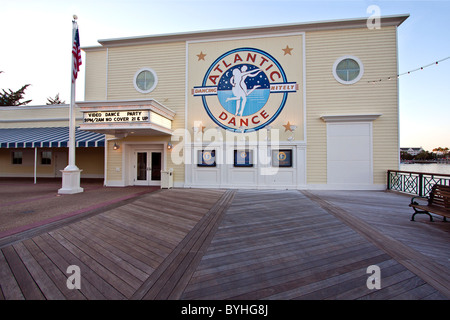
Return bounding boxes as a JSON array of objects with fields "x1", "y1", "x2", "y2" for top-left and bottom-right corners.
[{"x1": 410, "y1": 195, "x2": 429, "y2": 205}]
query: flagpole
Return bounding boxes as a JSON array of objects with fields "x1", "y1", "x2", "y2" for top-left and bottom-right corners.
[
  {"x1": 59, "y1": 15, "x2": 83, "y2": 194},
  {"x1": 68, "y1": 18, "x2": 77, "y2": 170}
]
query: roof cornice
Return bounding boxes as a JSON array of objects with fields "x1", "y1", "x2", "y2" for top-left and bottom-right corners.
[{"x1": 94, "y1": 14, "x2": 409, "y2": 48}]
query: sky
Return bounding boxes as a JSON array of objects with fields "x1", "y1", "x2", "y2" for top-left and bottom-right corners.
[{"x1": 0, "y1": 0, "x2": 449, "y2": 151}]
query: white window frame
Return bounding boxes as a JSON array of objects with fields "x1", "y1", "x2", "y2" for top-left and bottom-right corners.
[
  {"x1": 133, "y1": 67, "x2": 158, "y2": 94},
  {"x1": 332, "y1": 55, "x2": 364, "y2": 85}
]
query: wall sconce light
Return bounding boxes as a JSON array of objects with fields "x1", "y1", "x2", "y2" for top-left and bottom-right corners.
[
  {"x1": 167, "y1": 142, "x2": 173, "y2": 150},
  {"x1": 113, "y1": 142, "x2": 120, "y2": 150},
  {"x1": 283, "y1": 121, "x2": 297, "y2": 141}
]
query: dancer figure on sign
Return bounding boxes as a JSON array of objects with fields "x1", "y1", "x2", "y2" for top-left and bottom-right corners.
[{"x1": 226, "y1": 65, "x2": 261, "y2": 116}]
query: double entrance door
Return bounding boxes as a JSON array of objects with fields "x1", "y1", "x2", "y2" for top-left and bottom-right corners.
[{"x1": 135, "y1": 150, "x2": 162, "y2": 186}]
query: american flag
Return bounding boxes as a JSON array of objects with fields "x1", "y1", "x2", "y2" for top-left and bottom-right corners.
[{"x1": 72, "y1": 26, "x2": 82, "y2": 82}]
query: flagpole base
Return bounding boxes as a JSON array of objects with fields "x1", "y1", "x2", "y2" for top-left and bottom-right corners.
[{"x1": 58, "y1": 167, "x2": 84, "y2": 194}]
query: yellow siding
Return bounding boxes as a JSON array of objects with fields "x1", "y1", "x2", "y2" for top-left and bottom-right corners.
[
  {"x1": 0, "y1": 148, "x2": 37, "y2": 176},
  {"x1": 0, "y1": 106, "x2": 82, "y2": 128},
  {"x1": 305, "y1": 26, "x2": 399, "y2": 185},
  {"x1": 77, "y1": 147, "x2": 104, "y2": 176},
  {"x1": 104, "y1": 42, "x2": 186, "y2": 183},
  {"x1": 106, "y1": 138, "x2": 123, "y2": 181},
  {"x1": 84, "y1": 49, "x2": 107, "y2": 101},
  {"x1": 0, "y1": 147, "x2": 103, "y2": 178},
  {"x1": 106, "y1": 42, "x2": 186, "y2": 129}
]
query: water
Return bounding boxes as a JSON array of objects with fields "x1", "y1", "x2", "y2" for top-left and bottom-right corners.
[{"x1": 400, "y1": 163, "x2": 450, "y2": 175}]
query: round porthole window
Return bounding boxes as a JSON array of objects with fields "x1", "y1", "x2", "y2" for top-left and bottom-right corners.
[
  {"x1": 333, "y1": 56, "x2": 364, "y2": 85},
  {"x1": 134, "y1": 68, "x2": 158, "y2": 93}
]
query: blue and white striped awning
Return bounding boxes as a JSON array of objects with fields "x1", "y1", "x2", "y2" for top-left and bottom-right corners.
[{"x1": 0, "y1": 127, "x2": 105, "y2": 148}]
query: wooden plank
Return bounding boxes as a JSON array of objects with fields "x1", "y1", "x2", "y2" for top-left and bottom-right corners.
[
  {"x1": 82, "y1": 216, "x2": 169, "y2": 267},
  {"x1": 105, "y1": 206, "x2": 191, "y2": 241},
  {"x1": 22, "y1": 238, "x2": 86, "y2": 300},
  {"x1": 187, "y1": 236, "x2": 370, "y2": 291},
  {"x1": 55, "y1": 227, "x2": 142, "y2": 291},
  {"x1": 0, "y1": 248, "x2": 24, "y2": 300},
  {"x1": 48, "y1": 231, "x2": 131, "y2": 299},
  {"x1": 35, "y1": 233, "x2": 108, "y2": 300},
  {"x1": 294, "y1": 259, "x2": 406, "y2": 300},
  {"x1": 12, "y1": 242, "x2": 65, "y2": 300},
  {"x1": 60, "y1": 224, "x2": 149, "y2": 282},
  {"x1": 359, "y1": 277, "x2": 428, "y2": 300},
  {"x1": 98, "y1": 208, "x2": 185, "y2": 246},
  {"x1": 144, "y1": 190, "x2": 235, "y2": 299},
  {"x1": 302, "y1": 190, "x2": 450, "y2": 299},
  {"x1": 183, "y1": 191, "x2": 369, "y2": 299},
  {"x1": 94, "y1": 213, "x2": 175, "y2": 255},
  {"x1": 1, "y1": 246, "x2": 45, "y2": 299},
  {"x1": 77, "y1": 218, "x2": 166, "y2": 269},
  {"x1": 330, "y1": 262, "x2": 412, "y2": 300},
  {"x1": 166, "y1": 190, "x2": 236, "y2": 299},
  {"x1": 133, "y1": 189, "x2": 235, "y2": 300},
  {"x1": 183, "y1": 247, "x2": 390, "y2": 300},
  {"x1": 194, "y1": 228, "x2": 361, "y2": 277},
  {"x1": 200, "y1": 227, "x2": 359, "y2": 268}
]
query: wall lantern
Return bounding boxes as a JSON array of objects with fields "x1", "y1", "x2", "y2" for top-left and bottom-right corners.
[
  {"x1": 113, "y1": 143, "x2": 120, "y2": 150},
  {"x1": 167, "y1": 142, "x2": 173, "y2": 150},
  {"x1": 283, "y1": 122, "x2": 297, "y2": 142}
]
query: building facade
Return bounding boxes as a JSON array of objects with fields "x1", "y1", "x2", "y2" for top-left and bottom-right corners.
[{"x1": 0, "y1": 15, "x2": 408, "y2": 189}]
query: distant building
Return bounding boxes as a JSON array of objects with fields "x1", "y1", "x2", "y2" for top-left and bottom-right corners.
[{"x1": 400, "y1": 147, "x2": 424, "y2": 156}]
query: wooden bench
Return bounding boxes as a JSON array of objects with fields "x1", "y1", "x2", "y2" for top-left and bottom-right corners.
[{"x1": 409, "y1": 184, "x2": 450, "y2": 221}]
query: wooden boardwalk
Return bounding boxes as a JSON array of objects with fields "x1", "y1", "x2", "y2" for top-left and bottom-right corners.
[
  {"x1": 0, "y1": 188, "x2": 449, "y2": 300},
  {"x1": 0, "y1": 188, "x2": 227, "y2": 299},
  {"x1": 182, "y1": 190, "x2": 449, "y2": 300}
]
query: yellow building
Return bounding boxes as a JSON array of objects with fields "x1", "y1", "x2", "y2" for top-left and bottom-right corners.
[{"x1": 0, "y1": 15, "x2": 408, "y2": 189}]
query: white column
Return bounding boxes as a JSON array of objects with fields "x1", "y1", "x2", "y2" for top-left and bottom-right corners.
[{"x1": 34, "y1": 147, "x2": 37, "y2": 184}]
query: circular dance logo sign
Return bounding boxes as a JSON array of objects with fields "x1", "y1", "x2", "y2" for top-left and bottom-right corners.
[{"x1": 193, "y1": 48, "x2": 298, "y2": 132}]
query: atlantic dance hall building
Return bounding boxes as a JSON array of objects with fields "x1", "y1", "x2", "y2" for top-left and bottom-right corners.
[{"x1": 0, "y1": 15, "x2": 409, "y2": 190}]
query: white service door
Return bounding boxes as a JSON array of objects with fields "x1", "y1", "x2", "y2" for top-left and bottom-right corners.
[{"x1": 327, "y1": 122, "x2": 373, "y2": 185}]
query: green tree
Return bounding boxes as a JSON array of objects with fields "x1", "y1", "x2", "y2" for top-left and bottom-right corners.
[
  {"x1": 415, "y1": 150, "x2": 433, "y2": 160},
  {"x1": 400, "y1": 151, "x2": 413, "y2": 161},
  {"x1": 46, "y1": 93, "x2": 65, "y2": 105},
  {"x1": 0, "y1": 71, "x2": 32, "y2": 106}
]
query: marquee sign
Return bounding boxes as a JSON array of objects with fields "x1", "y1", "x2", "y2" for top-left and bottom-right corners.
[
  {"x1": 83, "y1": 110, "x2": 150, "y2": 123},
  {"x1": 193, "y1": 48, "x2": 298, "y2": 132}
]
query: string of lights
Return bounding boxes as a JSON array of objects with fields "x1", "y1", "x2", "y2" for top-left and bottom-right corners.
[{"x1": 368, "y1": 55, "x2": 450, "y2": 84}]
